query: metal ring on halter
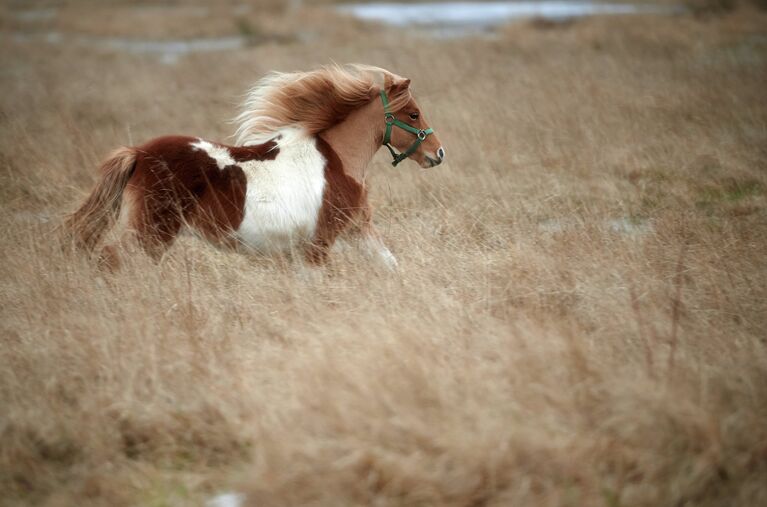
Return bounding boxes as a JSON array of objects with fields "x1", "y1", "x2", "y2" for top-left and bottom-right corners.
[
  {"x1": 385, "y1": 113, "x2": 395, "y2": 124},
  {"x1": 417, "y1": 130, "x2": 427, "y2": 140}
]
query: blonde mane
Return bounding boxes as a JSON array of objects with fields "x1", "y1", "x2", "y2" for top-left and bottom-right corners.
[{"x1": 233, "y1": 64, "x2": 412, "y2": 146}]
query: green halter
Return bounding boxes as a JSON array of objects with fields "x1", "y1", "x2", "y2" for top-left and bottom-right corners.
[{"x1": 380, "y1": 90, "x2": 434, "y2": 167}]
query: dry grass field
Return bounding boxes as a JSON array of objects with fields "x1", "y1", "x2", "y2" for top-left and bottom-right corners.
[{"x1": 1, "y1": 1, "x2": 767, "y2": 506}]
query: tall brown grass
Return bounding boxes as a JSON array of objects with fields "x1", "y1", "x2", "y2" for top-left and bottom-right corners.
[{"x1": 1, "y1": 2, "x2": 766, "y2": 506}]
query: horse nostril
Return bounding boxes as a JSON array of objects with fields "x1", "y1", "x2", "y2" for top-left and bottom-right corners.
[{"x1": 437, "y1": 147, "x2": 445, "y2": 160}]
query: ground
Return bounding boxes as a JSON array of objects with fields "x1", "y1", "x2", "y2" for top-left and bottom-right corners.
[{"x1": 1, "y1": 1, "x2": 766, "y2": 506}]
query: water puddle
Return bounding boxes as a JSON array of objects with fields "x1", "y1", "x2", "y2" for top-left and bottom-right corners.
[
  {"x1": 7, "y1": 31, "x2": 253, "y2": 64},
  {"x1": 95, "y1": 36, "x2": 248, "y2": 64},
  {"x1": 338, "y1": 1, "x2": 679, "y2": 37},
  {"x1": 605, "y1": 217, "x2": 654, "y2": 235},
  {"x1": 4, "y1": 4, "x2": 272, "y2": 64},
  {"x1": 8, "y1": 5, "x2": 248, "y2": 21},
  {"x1": 538, "y1": 217, "x2": 654, "y2": 236},
  {"x1": 11, "y1": 8, "x2": 58, "y2": 22}
]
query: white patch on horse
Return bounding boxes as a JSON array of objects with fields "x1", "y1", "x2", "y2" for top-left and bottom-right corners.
[
  {"x1": 235, "y1": 130, "x2": 326, "y2": 253},
  {"x1": 190, "y1": 138, "x2": 236, "y2": 170}
]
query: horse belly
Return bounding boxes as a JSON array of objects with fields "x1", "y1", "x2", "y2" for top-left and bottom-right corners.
[{"x1": 235, "y1": 142, "x2": 326, "y2": 253}]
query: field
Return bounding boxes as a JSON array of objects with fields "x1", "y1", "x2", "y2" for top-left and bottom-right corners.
[{"x1": 1, "y1": 1, "x2": 766, "y2": 506}]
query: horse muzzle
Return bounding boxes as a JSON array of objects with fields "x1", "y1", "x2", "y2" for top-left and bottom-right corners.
[{"x1": 423, "y1": 146, "x2": 445, "y2": 168}]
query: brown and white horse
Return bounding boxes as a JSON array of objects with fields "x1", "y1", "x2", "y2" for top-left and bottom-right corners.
[{"x1": 67, "y1": 64, "x2": 444, "y2": 269}]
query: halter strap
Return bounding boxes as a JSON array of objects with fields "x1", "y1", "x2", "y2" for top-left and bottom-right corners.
[{"x1": 380, "y1": 90, "x2": 434, "y2": 167}]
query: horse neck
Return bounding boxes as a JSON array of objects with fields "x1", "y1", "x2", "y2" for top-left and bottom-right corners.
[{"x1": 319, "y1": 98, "x2": 384, "y2": 184}]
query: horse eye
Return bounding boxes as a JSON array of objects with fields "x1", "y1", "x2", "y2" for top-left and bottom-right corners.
[{"x1": 409, "y1": 112, "x2": 419, "y2": 120}]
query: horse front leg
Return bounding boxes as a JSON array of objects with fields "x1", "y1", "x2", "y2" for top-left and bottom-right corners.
[
  {"x1": 305, "y1": 204, "x2": 397, "y2": 270},
  {"x1": 355, "y1": 203, "x2": 398, "y2": 271},
  {"x1": 360, "y1": 223, "x2": 398, "y2": 270},
  {"x1": 304, "y1": 206, "x2": 346, "y2": 266}
]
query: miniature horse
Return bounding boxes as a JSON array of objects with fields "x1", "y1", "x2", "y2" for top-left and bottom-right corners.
[{"x1": 67, "y1": 64, "x2": 444, "y2": 269}]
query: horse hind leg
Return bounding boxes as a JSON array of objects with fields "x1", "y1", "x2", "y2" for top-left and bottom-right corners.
[
  {"x1": 98, "y1": 188, "x2": 182, "y2": 268},
  {"x1": 134, "y1": 200, "x2": 183, "y2": 262}
]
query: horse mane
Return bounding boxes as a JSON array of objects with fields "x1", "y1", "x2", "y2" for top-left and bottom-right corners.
[{"x1": 233, "y1": 63, "x2": 412, "y2": 146}]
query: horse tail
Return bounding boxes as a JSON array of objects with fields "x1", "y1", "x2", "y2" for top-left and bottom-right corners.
[{"x1": 66, "y1": 146, "x2": 137, "y2": 252}]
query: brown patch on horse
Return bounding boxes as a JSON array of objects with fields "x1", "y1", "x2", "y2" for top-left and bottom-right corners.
[
  {"x1": 306, "y1": 137, "x2": 366, "y2": 264},
  {"x1": 229, "y1": 141, "x2": 278, "y2": 163},
  {"x1": 128, "y1": 135, "x2": 280, "y2": 251},
  {"x1": 186, "y1": 168, "x2": 248, "y2": 246}
]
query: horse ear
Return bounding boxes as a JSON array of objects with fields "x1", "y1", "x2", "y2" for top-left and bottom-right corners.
[{"x1": 391, "y1": 77, "x2": 411, "y2": 93}]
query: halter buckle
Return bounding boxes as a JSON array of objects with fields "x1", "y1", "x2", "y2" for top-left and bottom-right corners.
[{"x1": 417, "y1": 130, "x2": 427, "y2": 140}]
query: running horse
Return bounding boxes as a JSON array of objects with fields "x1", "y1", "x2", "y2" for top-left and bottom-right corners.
[{"x1": 66, "y1": 64, "x2": 445, "y2": 269}]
